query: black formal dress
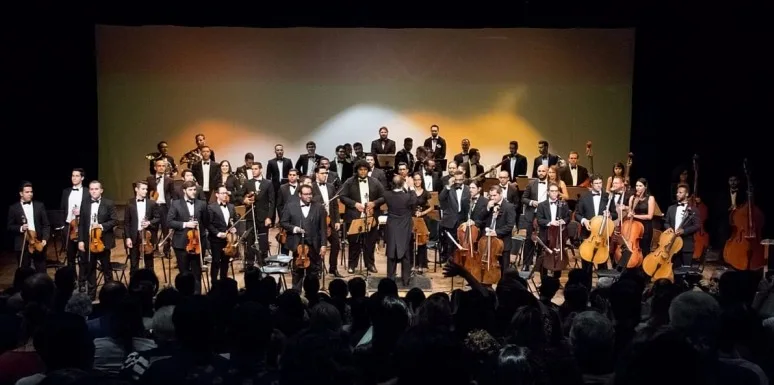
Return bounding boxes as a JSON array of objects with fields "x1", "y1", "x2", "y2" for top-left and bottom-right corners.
[
  {"x1": 78, "y1": 198, "x2": 118, "y2": 296},
  {"x1": 207, "y1": 201, "x2": 238, "y2": 282},
  {"x1": 632, "y1": 197, "x2": 653, "y2": 255},
  {"x1": 146, "y1": 174, "x2": 174, "y2": 255},
  {"x1": 384, "y1": 189, "x2": 418, "y2": 285},
  {"x1": 124, "y1": 198, "x2": 161, "y2": 272},
  {"x1": 339, "y1": 176, "x2": 385, "y2": 270},
  {"x1": 167, "y1": 198, "x2": 208, "y2": 294},
  {"x1": 280, "y1": 200, "x2": 327, "y2": 288},
  {"x1": 7, "y1": 201, "x2": 50, "y2": 273}
]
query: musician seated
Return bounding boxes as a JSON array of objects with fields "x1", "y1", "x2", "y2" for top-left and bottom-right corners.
[
  {"x1": 665, "y1": 184, "x2": 701, "y2": 268},
  {"x1": 576, "y1": 175, "x2": 618, "y2": 275},
  {"x1": 536, "y1": 182, "x2": 571, "y2": 279},
  {"x1": 482, "y1": 185, "x2": 516, "y2": 274},
  {"x1": 280, "y1": 185, "x2": 327, "y2": 289},
  {"x1": 559, "y1": 151, "x2": 590, "y2": 187}
]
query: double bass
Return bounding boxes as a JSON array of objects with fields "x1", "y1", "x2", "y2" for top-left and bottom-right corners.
[
  {"x1": 690, "y1": 154, "x2": 709, "y2": 260},
  {"x1": 541, "y1": 201, "x2": 570, "y2": 274},
  {"x1": 642, "y1": 209, "x2": 694, "y2": 282},
  {"x1": 456, "y1": 213, "x2": 482, "y2": 280},
  {"x1": 724, "y1": 159, "x2": 766, "y2": 270},
  {"x1": 615, "y1": 198, "x2": 644, "y2": 268},
  {"x1": 578, "y1": 141, "x2": 593, "y2": 188},
  {"x1": 476, "y1": 204, "x2": 502, "y2": 285}
]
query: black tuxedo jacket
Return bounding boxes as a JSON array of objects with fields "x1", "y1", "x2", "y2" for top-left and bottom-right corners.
[
  {"x1": 167, "y1": 198, "x2": 208, "y2": 250},
  {"x1": 576, "y1": 191, "x2": 618, "y2": 238},
  {"x1": 295, "y1": 154, "x2": 323, "y2": 176},
  {"x1": 370, "y1": 138, "x2": 396, "y2": 155},
  {"x1": 312, "y1": 182, "x2": 341, "y2": 224},
  {"x1": 423, "y1": 136, "x2": 447, "y2": 160},
  {"x1": 501, "y1": 153, "x2": 528, "y2": 181},
  {"x1": 531, "y1": 154, "x2": 560, "y2": 177},
  {"x1": 277, "y1": 183, "x2": 300, "y2": 218},
  {"x1": 395, "y1": 149, "x2": 415, "y2": 171},
  {"x1": 78, "y1": 198, "x2": 118, "y2": 249},
  {"x1": 280, "y1": 201, "x2": 327, "y2": 250},
  {"x1": 235, "y1": 178, "x2": 275, "y2": 223},
  {"x1": 330, "y1": 158, "x2": 354, "y2": 182},
  {"x1": 536, "y1": 200, "x2": 571, "y2": 241},
  {"x1": 453, "y1": 152, "x2": 470, "y2": 165},
  {"x1": 207, "y1": 202, "x2": 238, "y2": 243},
  {"x1": 326, "y1": 171, "x2": 342, "y2": 191},
  {"x1": 368, "y1": 168, "x2": 388, "y2": 188},
  {"x1": 470, "y1": 196, "x2": 491, "y2": 229},
  {"x1": 481, "y1": 201, "x2": 516, "y2": 250},
  {"x1": 60, "y1": 187, "x2": 89, "y2": 221},
  {"x1": 267, "y1": 158, "x2": 294, "y2": 188},
  {"x1": 124, "y1": 198, "x2": 161, "y2": 242},
  {"x1": 146, "y1": 174, "x2": 175, "y2": 203},
  {"x1": 665, "y1": 203, "x2": 701, "y2": 253},
  {"x1": 192, "y1": 161, "x2": 219, "y2": 191},
  {"x1": 439, "y1": 185, "x2": 471, "y2": 228},
  {"x1": 7, "y1": 201, "x2": 51, "y2": 252},
  {"x1": 521, "y1": 179, "x2": 548, "y2": 222},
  {"x1": 339, "y1": 176, "x2": 386, "y2": 222},
  {"x1": 559, "y1": 165, "x2": 590, "y2": 187},
  {"x1": 173, "y1": 184, "x2": 206, "y2": 201},
  {"x1": 461, "y1": 163, "x2": 485, "y2": 180},
  {"x1": 417, "y1": 169, "x2": 442, "y2": 192}
]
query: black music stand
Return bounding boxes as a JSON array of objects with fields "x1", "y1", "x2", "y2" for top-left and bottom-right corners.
[{"x1": 347, "y1": 216, "x2": 376, "y2": 281}]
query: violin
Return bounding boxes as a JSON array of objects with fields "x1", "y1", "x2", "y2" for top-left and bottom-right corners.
[
  {"x1": 723, "y1": 159, "x2": 766, "y2": 270},
  {"x1": 21, "y1": 216, "x2": 45, "y2": 254},
  {"x1": 276, "y1": 228, "x2": 288, "y2": 245},
  {"x1": 642, "y1": 209, "x2": 694, "y2": 282},
  {"x1": 578, "y1": 141, "x2": 593, "y2": 188},
  {"x1": 690, "y1": 154, "x2": 709, "y2": 260},
  {"x1": 615, "y1": 199, "x2": 644, "y2": 268},
  {"x1": 224, "y1": 218, "x2": 239, "y2": 258},
  {"x1": 295, "y1": 231, "x2": 311, "y2": 269},
  {"x1": 89, "y1": 214, "x2": 105, "y2": 254},
  {"x1": 542, "y1": 202, "x2": 569, "y2": 273},
  {"x1": 150, "y1": 190, "x2": 159, "y2": 201},
  {"x1": 185, "y1": 215, "x2": 202, "y2": 255},
  {"x1": 68, "y1": 205, "x2": 79, "y2": 241},
  {"x1": 578, "y1": 209, "x2": 614, "y2": 265},
  {"x1": 476, "y1": 203, "x2": 502, "y2": 285},
  {"x1": 142, "y1": 216, "x2": 154, "y2": 255},
  {"x1": 326, "y1": 215, "x2": 332, "y2": 237}
]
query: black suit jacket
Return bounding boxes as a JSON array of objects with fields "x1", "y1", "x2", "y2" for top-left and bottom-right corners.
[
  {"x1": 173, "y1": 184, "x2": 206, "y2": 201},
  {"x1": 461, "y1": 163, "x2": 485, "y2": 180},
  {"x1": 417, "y1": 169, "x2": 442, "y2": 192},
  {"x1": 235, "y1": 178, "x2": 275, "y2": 223},
  {"x1": 470, "y1": 196, "x2": 490, "y2": 229},
  {"x1": 277, "y1": 183, "x2": 299, "y2": 218},
  {"x1": 295, "y1": 154, "x2": 323, "y2": 176},
  {"x1": 326, "y1": 171, "x2": 342, "y2": 191},
  {"x1": 665, "y1": 203, "x2": 701, "y2": 253},
  {"x1": 338, "y1": 176, "x2": 386, "y2": 222},
  {"x1": 312, "y1": 182, "x2": 341, "y2": 225},
  {"x1": 536, "y1": 200, "x2": 571, "y2": 242},
  {"x1": 331, "y1": 158, "x2": 354, "y2": 183},
  {"x1": 576, "y1": 191, "x2": 619, "y2": 238},
  {"x1": 501, "y1": 153, "x2": 529, "y2": 181},
  {"x1": 124, "y1": 198, "x2": 160, "y2": 242},
  {"x1": 423, "y1": 136, "x2": 447, "y2": 160},
  {"x1": 368, "y1": 168, "x2": 388, "y2": 188},
  {"x1": 60, "y1": 187, "x2": 88, "y2": 222},
  {"x1": 481, "y1": 201, "x2": 516, "y2": 250},
  {"x1": 146, "y1": 174, "x2": 175, "y2": 203},
  {"x1": 370, "y1": 139, "x2": 396, "y2": 155},
  {"x1": 167, "y1": 198, "x2": 208, "y2": 250},
  {"x1": 207, "y1": 202, "x2": 238, "y2": 243},
  {"x1": 521, "y1": 179, "x2": 548, "y2": 222},
  {"x1": 267, "y1": 158, "x2": 294, "y2": 189},
  {"x1": 439, "y1": 185, "x2": 471, "y2": 228},
  {"x1": 559, "y1": 165, "x2": 590, "y2": 187},
  {"x1": 7, "y1": 201, "x2": 51, "y2": 252},
  {"x1": 531, "y1": 154, "x2": 560, "y2": 177},
  {"x1": 280, "y1": 201, "x2": 327, "y2": 250},
  {"x1": 78, "y1": 198, "x2": 118, "y2": 249},
  {"x1": 192, "y1": 161, "x2": 219, "y2": 192},
  {"x1": 395, "y1": 149, "x2": 415, "y2": 171},
  {"x1": 453, "y1": 152, "x2": 470, "y2": 165}
]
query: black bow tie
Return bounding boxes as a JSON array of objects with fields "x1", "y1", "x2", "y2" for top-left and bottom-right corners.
[
  {"x1": 203, "y1": 162, "x2": 209, "y2": 165},
  {"x1": 220, "y1": 203, "x2": 227, "y2": 207},
  {"x1": 186, "y1": 200, "x2": 194, "y2": 204},
  {"x1": 592, "y1": 192, "x2": 600, "y2": 196},
  {"x1": 137, "y1": 199, "x2": 145, "y2": 202},
  {"x1": 359, "y1": 178, "x2": 367, "y2": 183},
  {"x1": 425, "y1": 172, "x2": 433, "y2": 176},
  {"x1": 454, "y1": 186, "x2": 462, "y2": 190},
  {"x1": 500, "y1": 185, "x2": 507, "y2": 189},
  {"x1": 290, "y1": 185, "x2": 297, "y2": 189},
  {"x1": 91, "y1": 199, "x2": 100, "y2": 204},
  {"x1": 301, "y1": 203, "x2": 310, "y2": 207},
  {"x1": 678, "y1": 203, "x2": 686, "y2": 207},
  {"x1": 156, "y1": 176, "x2": 162, "y2": 180},
  {"x1": 571, "y1": 166, "x2": 577, "y2": 170},
  {"x1": 550, "y1": 201, "x2": 557, "y2": 205},
  {"x1": 730, "y1": 189, "x2": 738, "y2": 193},
  {"x1": 22, "y1": 201, "x2": 31, "y2": 205},
  {"x1": 538, "y1": 181, "x2": 546, "y2": 184},
  {"x1": 72, "y1": 188, "x2": 79, "y2": 191},
  {"x1": 318, "y1": 182, "x2": 326, "y2": 187}
]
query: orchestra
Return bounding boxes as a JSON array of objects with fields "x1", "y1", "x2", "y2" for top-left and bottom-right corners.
[{"x1": 9, "y1": 128, "x2": 771, "y2": 298}]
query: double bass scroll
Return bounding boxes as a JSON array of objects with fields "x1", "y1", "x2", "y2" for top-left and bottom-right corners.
[{"x1": 578, "y1": 141, "x2": 593, "y2": 188}]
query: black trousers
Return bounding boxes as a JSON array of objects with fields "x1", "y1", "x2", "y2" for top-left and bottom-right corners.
[
  {"x1": 327, "y1": 228, "x2": 341, "y2": 272},
  {"x1": 80, "y1": 249, "x2": 112, "y2": 296},
  {"x1": 128, "y1": 234, "x2": 155, "y2": 273},
  {"x1": 244, "y1": 221, "x2": 269, "y2": 266},
  {"x1": 672, "y1": 250, "x2": 693, "y2": 268},
  {"x1": 66, "y1": 238, "x2": 79, "y2": 267},
  {"x1": 440, "y1": 224, "x2": 459, "y2": 262},
  {"x1": 174, "y1": 248, "x2": 202, "y2": 294},
  {"x1": 203, "y1": 190, "x2": 213, "y2": 203},
  {"x1": 387, "y1": 252, "x2": 412, "y2": 286},
  {"x1": 347, "y1": 225, "x2": 378, "y2": 268},
  {"x1": 156, "y1": 204, "x2": 171, "y2": 255},
  {"x1": 292, "y1": 247, "x2": 321, "y2": 289},
  {"x1": 522, "y1": 224, "x2": 537, "y2": 267},
  {"x1": 208, "y1": 239, "x2": 230, "y2": 282},
  {"x1": 19, "y1": 249, "x2": 46, "y2": 273}
]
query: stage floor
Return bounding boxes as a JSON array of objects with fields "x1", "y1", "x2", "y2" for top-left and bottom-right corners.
[{"x1": 0, "y1": 228, "x2": 725, "y2": 303}]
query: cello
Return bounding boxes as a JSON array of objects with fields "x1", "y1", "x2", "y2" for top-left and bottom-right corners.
[
  {"x1": 690, "y1": 154, "x2": 709, "y2": 260},
  {"x1": 476, "y1": 204, "x2": 502, "y2": 285},
  {"x1": 615, "y1": 198, "x2": 644, "y2": 268},
  {"x1": 642, "y1": 208, "x2": 694, "y2": 282},
  {"x1": 542, "y1": 201, "x2": 570, "y2": 274},
  {"x1": 723, "y1": 159, "x2": 766, "y2": 271},
  {"x1": 578, "y1": 141, "x2": 593, "y2": 188},
  {"x1": 578, "y1": 210, "x2": 614, "y2": 265},
  {"x1": 295, "y1": 231, "x2": 311, "y2": 269},
  {"x1": 456, "y1": 212, "x2": 482, "y2": 280}
]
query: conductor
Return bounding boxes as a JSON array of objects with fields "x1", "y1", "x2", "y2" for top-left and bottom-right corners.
[{"x1": 383, "y1": 175, "x2": 418, "y2": 286}]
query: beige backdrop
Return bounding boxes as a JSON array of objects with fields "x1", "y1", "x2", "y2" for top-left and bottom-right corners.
[{"x1": 96, "y1": 26, "x2": 634, "y2": 201}]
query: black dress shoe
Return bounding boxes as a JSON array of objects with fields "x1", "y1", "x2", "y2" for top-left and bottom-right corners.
[
  {"x1": 330, "y1": 270, "x2": 343, "y2": 278},
  {"x1": 367, "y1": 266, "x2": 378, "y2": 274}
]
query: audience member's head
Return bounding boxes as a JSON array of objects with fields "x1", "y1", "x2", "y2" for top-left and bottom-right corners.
[
  {"x1": 174, "y1": 272, "x2": 195, "y2": 296},
  {"x1": 347, "y1": 277, "x2": 366, "y2": 298},
  {"x1": 34, "y1": 312, "x2": 95, "y2": 372},
  {"x1": 570, "y1": 311, "x2": 615, "y2": 375},
  {"x1": 669, "y1": 291, "x2": 722, "y2": 355}
]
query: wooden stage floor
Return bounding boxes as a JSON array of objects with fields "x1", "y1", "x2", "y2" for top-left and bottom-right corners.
[{"x1": 0, "y1": 227, "x2": 725, "y2": 302}]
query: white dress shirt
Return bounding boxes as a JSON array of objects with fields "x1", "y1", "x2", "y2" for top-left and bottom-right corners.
[
  {"x1": 289, "y1": 184, "x2": 297, "y2": 196},
  {"x1": 510, "y1": 158, "x2": 517, "y2": 176},
  {"x1": 201, "y1": 162, "x2": 211, "y2": 192},
  {"x1": 359, "y1": 178, "x2": 370, "y2": 218},
  {"x1": 423, "y1": 173, "x2": 433, "y2": 191},
  {"x1": 185, "y1": 199, "x2": 195, "y2": 217},
  {"x1": 537, "y1": 181, "x2": 548, "y2": 202},
  {"x1": 219, "y1": 203, "x2": 230, "y2": 225},
  {"x1": 549, "y1": 200, "x2": 558, "y2": 221},
  {"x1": 570, "y1": 167, "x2": 578, "y2": 185},
  {"x1": 318, "y1": 183, "x2": 330, "y2": 213},
  {"x1": 336, "y1": 161, "x2": 344, "y2": 178},
  {"x1": 301, "y1": 202, "x2": 311, "y2": 218},
  {"x1": 155, "y1": 175, "x2": 166, "y2": 204},
  {"x1": 307, "y1": 157, "x2": 316, "y2": 176},
  {"x1": 136, "y1": 199, "x2": 146, "y2": 231},
  {"x1": 278, "y1": 159, "x2": 284, "y2": 180},
  {"x1": 431, "y1": 138, "x2": 437, "y2": 151},
  {"x1": 501, "y1": 184, "x2": 510, "y2": 202},
  {"x1": 455, "y1": 186, "x2": 463, "y2": 212},
  {"x1": 730, "y1": 190, "x2": 737, "y2": 207},
  {"x1": 674, "y1": 203, "x2": 686, "y2": 230},
  {"x1": 21, "y1": 201, "x2": 35, "y2": 232},
  {"x1": 593, "y1": 193, "x2": 601, "y2": 215},
  {"x1": 541, "y1": 156, "x2": 548, "y2": 167},
  {"x1": 66, "y1": 186, "x2": 83, "y2": 223},
  {"x1": 90, "y1": 199, "x2": 101, "y2": 224}
]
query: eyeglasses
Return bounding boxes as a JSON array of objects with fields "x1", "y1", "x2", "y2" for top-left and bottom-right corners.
[{"x1": 549, "y1": 189, "x2": 559, "y2": 193}]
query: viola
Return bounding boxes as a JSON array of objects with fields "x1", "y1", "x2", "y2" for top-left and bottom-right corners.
[
  {"x1": 295, "y1": 231, "x2": 311, "y2": 269},
  {"x1": 142, "y1": 216, "x2": 154, "y2": 255},
  {"x1": 150, "y1": 190, "x2": 159, "y2": 201},
  {"x1": 723, "y1": 159, "x2": 766, "y2": 270},
  {"x1": 476, "y1": 204, "x2": 502, "y2": 285},
  {"x1": 578, "y1": 210, "x2": 614, "y2": 265},
  {"x1": 690, "y1": 154, "x2": 709, "y2": 260},
  {"x1": 224, "y1": 218, "x2": 239, "y2": 258},
  {"x1": 326, "y1": 215, "x2": 332, "y2": 238},
  {"x1": 68, "y1": 217, "x2": 79, "y2": 241},
  {"x1": 89, "y1": 214, "x2": 105, "y2": 254},
  {"x1": 21, "y1": 216, "x2": 45, "y2": 254}
]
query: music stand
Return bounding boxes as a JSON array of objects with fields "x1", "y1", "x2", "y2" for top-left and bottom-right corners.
[
  {"x1": 347, "y1": 217, "x2": 376, "y2": 280},
  {"x1": 481, "y1": 177, "x2": 499, "y2": 192},
  {"x1": 566, "y1": 186, "x2": 589, "y2": 201},
  {"x1": 516, "y1": 177, "x2": 534, "y2": 191},
  {"x1": 377, "y1": 154, "x2": 396, "y2": 169},
  {"x1": 412, "y1": 217, "x2": 430, "y2": 276}
]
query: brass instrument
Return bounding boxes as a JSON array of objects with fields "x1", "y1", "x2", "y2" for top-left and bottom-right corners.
[
  {"x1": 180, "y1": 149, "x2": 204, "y2": 166},
  {"x1": 146, "y1": 153, "x2": 173, "y2": 176}
]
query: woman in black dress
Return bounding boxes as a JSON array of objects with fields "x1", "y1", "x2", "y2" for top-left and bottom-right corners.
[
  {"x1": 627, "y1": 177, "x2": 657, "y2": 254},
  {"x1": 411, "y1": 172, "x2": 433, "y2": 271},
  {"x1": 215, "y1": 160, "x2": 239, "y2": 201}
]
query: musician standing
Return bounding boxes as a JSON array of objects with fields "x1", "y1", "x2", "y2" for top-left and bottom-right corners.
[
  {"x1": 280, "y1": 184, "x2": 327, "y2": 288},
  {"x1": 236, "y1": 163, "x2": 275, "y2": 267},
  {"x1": 438, "y1": 171, "x2": 470, "y2": 264},
  {"x1": 174, "y1": 169, "x2": 206, "y2": 201},
  {"x1": 384, "y1": 175, "x2": 417, "y2": 286},
  {"x1": 78, "y1": 181, "x2": 117, "y2": 297},
  {"x1": 340, "y1": 160, "x2": 385, "y2": 273},
  {"x1": 520, "y1": 165, "x2": 549, "y2": 271},
  {"x1": 147, "y1": 141, "x2": 177, "y2": 176},
  {"x1": 460, "y1": 149, "x2": 484, "y2": 179},
  {"x1": 468, "y1": 181, "x2": 490, "y2": 229},
  {"x1": 147, "y1": 159, "x2": 174, "y2": 255},
  {"x1": 332, "y1": 145, "x2": 354, "y2": 182},
  {"x1": 482, "y1": 185, "x2": 516, "y2": 274},
  {"x1": 276, "y1": 169, "x2": 300, "y2": 222},
  {"x1": 559, "y1": 151, "x2": 590, "y2": 187},
  {"x1": 8, "y1": 182, "x2": 50, "y2": 273},
  {"x1": 532, "y1": 140, "x2": 559, "y2": 178},
  {"x1": 576, "y1": 175, "x2": 617, "y2": 275},
  {"x1": 312, "y1": 166, "x2": 343, "y2": 278},
  {"x1": 365, "y1": 154, "x2": 388, "y2": 188},
  {"x1": 452, "y1": 139, "x2": 471, "y2": 165},
  {"x1": 167, "y1": 181, "x2": 208, "y2": 294},
  {"x1": 497, "y1": 170, "x2": 521, "y2": 223},
  {"x1": 207, "y1": 186, "x2": 238, "y2": 282},
  {"x1": 295, "y1": 141, "x2": 322, "y2": 176},
  {"x1": 191, "y1": 146, "x2": 218, "y2": 202},
  {"x1": 124, "y1": 181, "x2": 160, "y2": 272},
  {"x1": 420, "y1": 159, "x2": 442, "y2": 192},
  {"x1": 665, "y1": 184, "x2": 701, "y2": 268},
  {"x1": 423, "y1": 124, "x2": 446, "y2": 160},
  {"x1": 536, "y1": 182, "x2": 571, "y2": 278},
  {"x1": 501, "y1": 141, "x2": 528, "y2": 181},
  {"x1": 61, "y1": 168, "x2": 87, "y2": 268},
  {"x1": 370, "y1": 126, "x2": 397, "y2": 164},
  {"x1": 235, "y1": 152, "x2": 255, "y2": 182},
  {"x1": 395, "y1": 138, "x2": 415, "y2": 172}
]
